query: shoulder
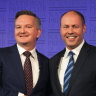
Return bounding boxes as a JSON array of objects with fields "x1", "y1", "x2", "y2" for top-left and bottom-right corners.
[
  {"x1": 82, "y1": 42, "x2": 96, "y2": 58},
  {"x1": 88, "y1": 44, "x2": 96, "y2": 54},
  {"x1": 85, "y1": 42, "x2": 96, "y2": 52},
  {"x1": 36, "y1": 50, "x2": 49, "y2": 61},
  {"x1": 50, "y1": 49, "x2": 65, "y2": 61},
  {"x1": 0, "y1": 44, "x2": 17, "y2": 55},
  {"x1": 0, "y1": 44, "x2": 16, "y2": 51}
]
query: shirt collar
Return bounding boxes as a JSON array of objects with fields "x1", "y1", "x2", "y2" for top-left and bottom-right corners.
[
  {"x1": 64, "y1": 40, "x2": 85, "y2": 58},
  {"x1": 17, "y1": 44, "x2": 37, "y2": 59}
]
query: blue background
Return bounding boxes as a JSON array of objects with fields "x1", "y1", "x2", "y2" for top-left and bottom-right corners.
[{"x1": 0, "y1": 0, "x2": 96, "y2": 58}]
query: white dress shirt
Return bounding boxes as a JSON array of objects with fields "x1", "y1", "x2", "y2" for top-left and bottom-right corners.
[
  {"x1": 17, "y1": 44, "x2": 39, "y2": 96},
  {"x1": 58, "y1": 40, "x2": 85, "y2": 92}
]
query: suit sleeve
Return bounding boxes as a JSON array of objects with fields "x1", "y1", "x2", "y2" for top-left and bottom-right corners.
[
  {"x1": 0, "y1": 57, "x2": 18, "y2": 96},
  {"x1": 0, "y1": 57, "x2": 3, "y2": 96}
]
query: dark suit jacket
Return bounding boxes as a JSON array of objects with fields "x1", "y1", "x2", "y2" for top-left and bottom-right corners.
[
  {"x1": 49, "y1": 42, "x2": 96, "y2": 96},
  {"x1": 0, "y1": 44, "x2": 50, "y2": 96}
]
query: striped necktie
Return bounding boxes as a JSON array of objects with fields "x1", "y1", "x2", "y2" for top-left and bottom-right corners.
[
  {"x1": 23, "y1": 51, "x2": 33, "y2": 96},
  {"x1": 63, "y1": 51, "x2": 74, "y2": 95}
]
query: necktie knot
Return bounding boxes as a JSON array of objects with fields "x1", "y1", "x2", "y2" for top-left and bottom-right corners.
[
  {"x1": 68, "y1": 51, "x2": 74, "y2": 56},
  {"x1": 23, "y1": 51, "x2": 31, "y2": 57},
  {"x1": 68, "y1": 51, "x2": 74, "y2": 59}
]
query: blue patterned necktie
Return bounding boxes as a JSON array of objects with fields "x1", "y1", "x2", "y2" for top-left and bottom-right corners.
[{"x1": 63, "y1": 51, "x2": 74, "y2": 95}]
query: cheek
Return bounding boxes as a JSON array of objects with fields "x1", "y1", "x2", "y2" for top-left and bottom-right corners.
[
  {"x1": 78, "y1": 31, "x2": 84, "y2": 37},
  {"x1": 61, "y1": 31, "x2": 66, "y2": 38},
  {"x1": 15, "y1": 33, "x2": 19, "y2": 37},
  {"x1": 60, "y1": 29, "x2": 64, "y2": 34},
  {"x1": 14, "y1": 32, "x2": 17, "y2": 37},
  {"x1": 29, "y1": 32, "x2": 37, "y2": 38},
  {"x1": 15, "y1": 30, "x2": 19, "y2": 35}
]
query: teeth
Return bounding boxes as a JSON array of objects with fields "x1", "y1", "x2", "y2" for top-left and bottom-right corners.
[
  {"x1": 68, "y1": 37, "x2": 75, "y2": 39},
  {"x1": 20, "y1": 36, "x2": 26, "y2": 37}
]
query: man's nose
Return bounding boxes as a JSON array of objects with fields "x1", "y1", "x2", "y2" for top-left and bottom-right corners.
[
  {"x1": 20, "y1": 27, "x2": 26, "y2": 33},
  {"x1": 68, "y1": 27, "x2": 73, "y2": 33}
]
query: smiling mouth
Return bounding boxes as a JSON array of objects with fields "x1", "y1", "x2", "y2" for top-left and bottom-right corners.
[
  {"x1": 66, "y1": 36, "x2": 77, "y2": 39},
  {"x1": 20, "y1": 35, "x2": 28, "y2": 37}
]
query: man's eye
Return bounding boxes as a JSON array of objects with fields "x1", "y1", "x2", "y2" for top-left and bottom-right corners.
[
  {"x1": 63, "y1": 26, "x2": 69, "y2": 28},
  {"x1": 15, "y1": 26, "x2": 21, "y2": 29},
  {"x1": 26, "y1": 25, "x2": 32, "y2": 28},
  {"x1": 61, "y1": 25, "x2": 68, "y2": 28},
  {"x1": 73, "y1": 25, "x2": 79, "y2": 28},
  {"x1": 64, "y1": 26, "x2": 68, "y2": 28}
]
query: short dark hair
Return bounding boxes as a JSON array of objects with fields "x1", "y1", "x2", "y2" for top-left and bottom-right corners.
[
  {"x1": 60, "y1": 10, "x2": 85, "y2": 26},
  {"x1": 15, "y1": 10, "x2": 41, "y2": 29}
]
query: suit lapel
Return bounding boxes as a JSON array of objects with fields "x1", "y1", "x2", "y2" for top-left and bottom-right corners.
[
  {"x1": 53, "y1": 49, "x2": 66, "y2": 95},
  {"x1": 30, "y1": 50, "x2": 44, "y2": 93},
  {"x1": 34, "y1": 51, "x2": 43, "y2": 86},
  {"x1": 10, "y1": 45, "x2": 26, "y2": 93},
  {"x1": 66, "y1": 42, "x2": 90, "y2": 96}
]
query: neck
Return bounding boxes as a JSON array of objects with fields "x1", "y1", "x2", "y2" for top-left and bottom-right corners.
[{"x1": 18, "y1": 43, "x2": 35, "y2": 51}]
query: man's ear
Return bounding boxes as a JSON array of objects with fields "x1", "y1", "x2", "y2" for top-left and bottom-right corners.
[
  {"x1": 83, "y1": 24, "x2": 86, "y2": 34},
  {"x1": 37, "y1": 29, "x2": 41, "y2": 38}
]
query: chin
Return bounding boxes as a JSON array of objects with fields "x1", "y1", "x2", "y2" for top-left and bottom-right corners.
[
  {"x1": 67, "y1": 44, "x2": 76, "y2": 49},
  {"x1": 18, "y1": 42, "x2": 28, "y2": 45},
  {"x1": 22, "y1": 43, "x2": 28, "y2": 45}
]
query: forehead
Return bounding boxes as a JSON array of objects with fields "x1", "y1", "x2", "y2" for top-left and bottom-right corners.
[
  {"x1": 15, "y1": 15, "x2": 35, "y2": 24},
  {"x1": 61, "y1": 12, "x2": 82, "y2": 25}
]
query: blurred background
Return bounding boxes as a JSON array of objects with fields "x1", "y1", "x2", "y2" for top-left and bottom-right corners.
[{"x1": 0, "y1": 0, "x2": 96, "y2": 58}]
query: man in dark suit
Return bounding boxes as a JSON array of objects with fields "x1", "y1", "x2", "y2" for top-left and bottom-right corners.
[
  {"x1": 49, "y1": 10, "x2": 96, "y2": 96},
  {"x1": 0, "y1": 10, "x2": 50, "y2": 96}
]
